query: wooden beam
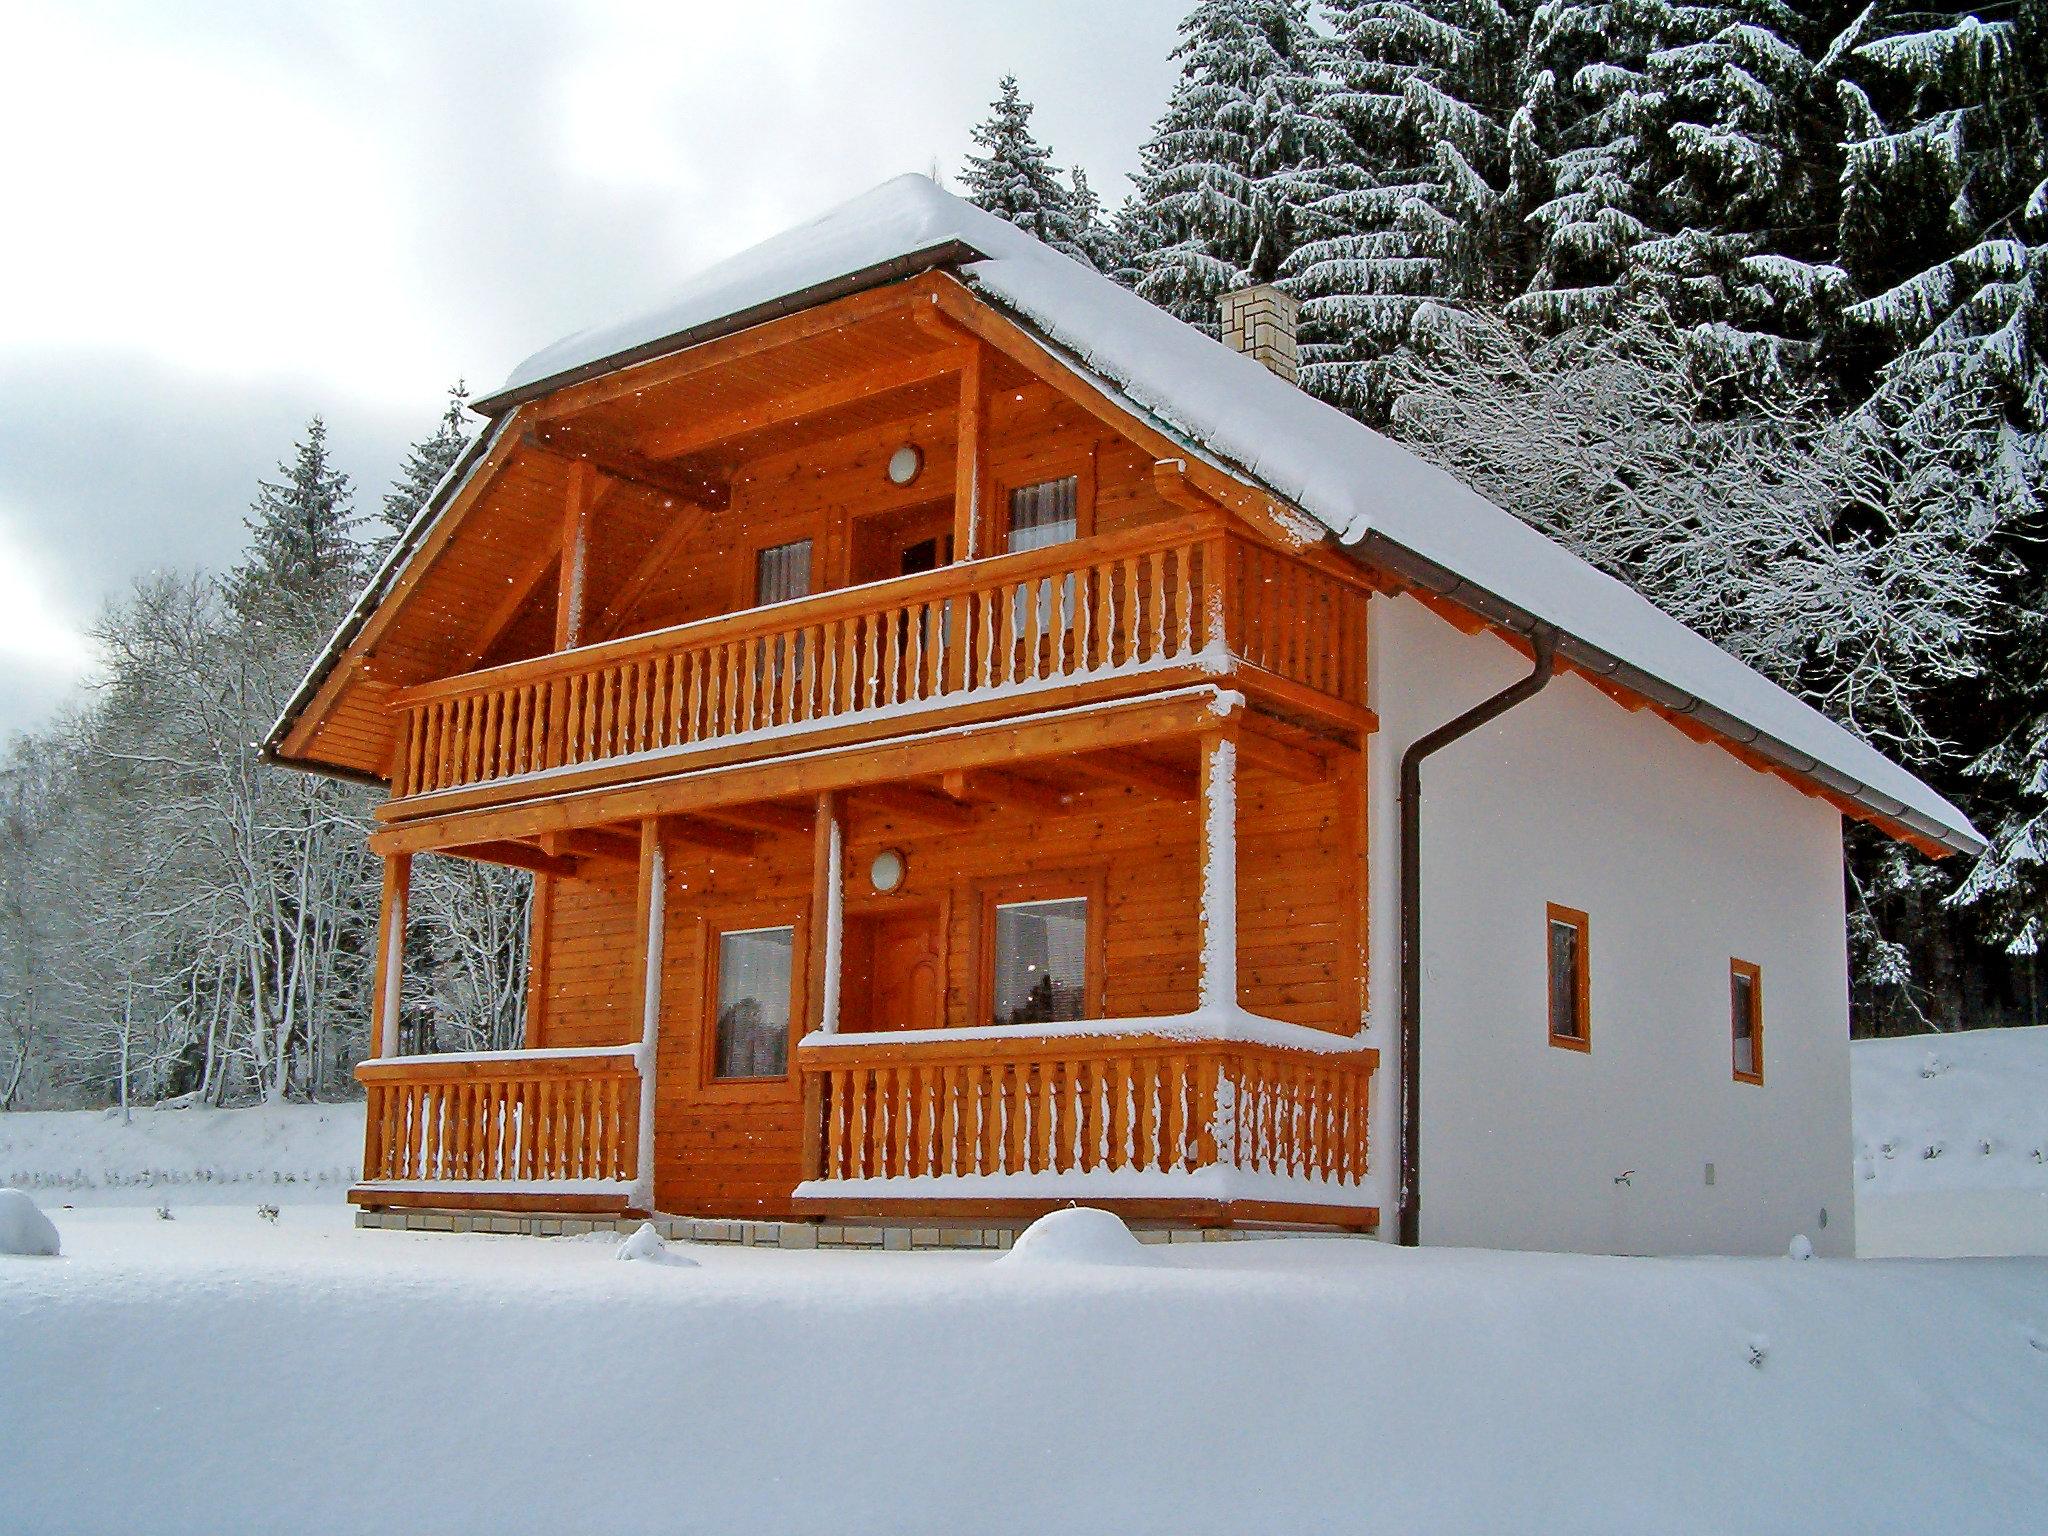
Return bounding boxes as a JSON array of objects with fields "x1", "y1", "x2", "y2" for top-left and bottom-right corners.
[
  {"x1": 851, "y1": 782, "x2": 982, "y2": 829},
  {"x1": 587, "y1": 499, "x2": 719, "y2": 642},
  {"x1": 1235, "y1": 723, "x2": 1331, "y2": 784},
  {"x1": 637, "y1": 347, "x2": 968, "y2": 460},
  {"x1": 369, "y1": 690, "x2": 1240, "y2": 855},
  {"x1": 439, "y1": 840, "x2": 584, "y2": 880},
  {"x1": 530, "y1": 280, "x2": 938, "y2": 423},
  {"x1": 695, "y1": 802, "x2": 814, "y2": 836},
  {"x1": 660, "y1": 815, "x2": 761, "y2": 857},
  {"x1": 528, "y1": 427, "x2": 730, "y2": 511},
  {"x1": 940, "y1": 767, "x2": 1071, "y2": 813},
  {"x1": 1197, "y1": 732, "x2": 1238, "y2": 1013},
  {"x1": 557, "y1": 827, "x2": 642, "y2": 863},
  {"x1": 801, "y1": 790, "x2": 842, "y2": 1181},
  {"x1": 523, "y1": 875, "x2": 555, "y2": 1048},
  {"x1": 1073, "y1": 748, "x2": 1199, "y2": 800},
  {"x1": 953, "y1": 342, "x2": 990, "y2": 560},
  {"x1": 367, "y1": 853, "x2": 412, "y2": 1060},
  {"x1": 555, "y1": 460, "x2": 598, "y2": 652}
]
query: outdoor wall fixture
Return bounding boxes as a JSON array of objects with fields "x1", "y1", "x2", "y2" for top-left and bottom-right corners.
[
  {"x1": 869, "y1": 848, "x2": 906, "y2": 893},
  {"x1": 886, "y1": 444, "x2": 923, "y2": 485}
]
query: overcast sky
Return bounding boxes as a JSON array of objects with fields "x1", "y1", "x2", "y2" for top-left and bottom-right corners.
[{"x1": 0, "y1": 0, "x2": 1187, "y2": 739}]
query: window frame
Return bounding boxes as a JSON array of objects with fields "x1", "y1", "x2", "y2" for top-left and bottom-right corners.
[
  {"x1": 1545, "y1": 902, "x2": 1591, "y2": 1053},
  {"x1": 976, "y1": 868, "x2": 1108, "y2": 1029},
  {"x1": 698, "y1": 908, "x2": 809, "y2": 1097},
  {"x1": 730, "y1": 511, "x2": 826, "y2": 612},
  {"x1": 1730, "y1": 957, "x2": 1764, "y2": 1085},
  {"x1": 996, "y1": 448, "x2": 1097, "y2": 556}
]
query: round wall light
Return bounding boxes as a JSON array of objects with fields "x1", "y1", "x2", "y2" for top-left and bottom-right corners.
[
  {"x1": 869, "y1": 848, "x2": 906, "y2": 893},
  {"x1": 886, "y1": 444, "x2": 924, "y2": 486}
]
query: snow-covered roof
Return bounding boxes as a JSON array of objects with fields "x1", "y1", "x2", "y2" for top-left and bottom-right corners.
[{"x1": 478, "y1": 174, "x2": 1978, "y2": 854}]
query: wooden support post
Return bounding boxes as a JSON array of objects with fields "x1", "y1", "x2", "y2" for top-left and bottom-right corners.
[
  {"x1": 523, "y1": 875, "x2": 555, "y2": 1049},
  {"x1": 1197, "y1": 733, "x2": 1238, "y2": 1015},
  {"x1": 801, "y1": 791, "x2": 841, "y2": 1182},
  {"x1": 630, "y1": 818, "x2": 667, "y2": 1209},
  {"x1": 368, "y1": 853, "x2": 412, "y2": 1059},
  {"x1": 953, "y1": 344, "x2": 989, "y2": 563},
  {"x1": 555, "y1": 461, "x2": 598, "y2": 652}
]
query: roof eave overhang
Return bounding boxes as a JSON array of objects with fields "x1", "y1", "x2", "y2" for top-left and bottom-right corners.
[{"x1": 470, "y1": 239, "x2": 990, "y2": 416}]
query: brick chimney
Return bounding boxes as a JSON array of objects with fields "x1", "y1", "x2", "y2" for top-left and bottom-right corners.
[{"x1": 1219, "y1": 284, "x2": 1300, "y2": 384}]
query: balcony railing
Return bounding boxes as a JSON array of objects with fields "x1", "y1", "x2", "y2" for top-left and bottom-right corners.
[
  {"x1": 356, "y1": 1047, "x2": 641, "y2": 1191},
  {"x1": 386, "y1": 523, "x2": 1368, "y2": 802},
  {"x1": 795, "y1": 1027, "x2": 1379, "y2": 1207}
]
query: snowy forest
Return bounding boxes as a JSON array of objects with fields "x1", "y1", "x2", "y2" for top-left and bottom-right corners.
[{"x1": 0, "y1": 0, "x2": 2041, "y2": 1111}]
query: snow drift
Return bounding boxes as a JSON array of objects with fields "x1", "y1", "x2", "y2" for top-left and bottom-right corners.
[{"x1": 0, "y1": 1188, "x2": 60, "y2": 1257}]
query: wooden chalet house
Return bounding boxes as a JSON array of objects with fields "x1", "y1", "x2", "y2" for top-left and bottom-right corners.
[{"x1": 268, "y1": 177, "x2": 1981, "y2": 1254}]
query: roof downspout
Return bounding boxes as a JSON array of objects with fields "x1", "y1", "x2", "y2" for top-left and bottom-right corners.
[{"x1": 1397, "y1": 624, "x2": 1558, "y2": 1247}]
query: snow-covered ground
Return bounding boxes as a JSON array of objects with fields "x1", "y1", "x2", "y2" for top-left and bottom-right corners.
[
  {"x1": 0, "y1": 1100, "x2": 363, "y2": 1206},
  {"x1": 1854, "y1": 1027, "x2": 2048, "y2": 1257},
  {"x1": 3, "y1": 1203, "x2": 2044, "y2": 1535}
]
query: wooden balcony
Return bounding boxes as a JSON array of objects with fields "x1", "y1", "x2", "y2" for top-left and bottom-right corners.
[
  {"x1": 350, "y1": 1047, "x2": 644, "y2": 1213},
  {"x1": 792, "y1": 1027, "x2": 1380, "y2": 1230},
  {"x1": 382, "y1": 521, "x2": 1370, "y2": 818}
]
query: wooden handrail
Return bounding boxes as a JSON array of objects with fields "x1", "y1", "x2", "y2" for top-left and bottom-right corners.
[
  {"x1": 798, "y1": 1030, "x2": 1377, "y2": 1188},
  {"x1": 356, "y1": 1049, "x2": 640, "y2": 1185},
  {"x1": 385, "y1": 521, "x2": 1371, "y2": 801},
  {"x1": 393, "y1": 519, "x2": 1226, "y2": 709}
]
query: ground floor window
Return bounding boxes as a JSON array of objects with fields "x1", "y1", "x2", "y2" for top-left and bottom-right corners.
[
  {"x1": 1546, "y1": 903, "x2": 1590, "y2": 1051},
  {"x1": 713, "y1": 925, "x2": 794, "y2": 1079},
  {"x1": 1730, "y1": 958, "x2": 1763, "y2": 1084},
  {"x1": 991, "y1": 896, "x2": 1088, "y2": 1026}
]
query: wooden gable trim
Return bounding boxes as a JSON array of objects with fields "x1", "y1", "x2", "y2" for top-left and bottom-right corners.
[{"x1": 275, "y1": 411, "x2": 536, "y2": 762}]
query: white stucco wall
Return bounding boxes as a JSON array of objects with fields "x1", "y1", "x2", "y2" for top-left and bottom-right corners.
[{"x1": 1360, "y1": 593, "x2": 1856, "y2": 1256}]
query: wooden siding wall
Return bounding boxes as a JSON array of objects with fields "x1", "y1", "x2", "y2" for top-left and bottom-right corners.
[{"x1": 503, "y1": 758, "x2": 1358, "y2": 1214}]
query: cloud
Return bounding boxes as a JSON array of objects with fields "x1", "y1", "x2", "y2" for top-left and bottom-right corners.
[{"x1": 0, "y1": 0, "x2": 1185, "y2": 739}]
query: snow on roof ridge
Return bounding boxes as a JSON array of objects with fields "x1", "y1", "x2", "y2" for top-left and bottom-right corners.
[{"x1": 478, "y1": 173, "x2": 1978, "y2": 852}]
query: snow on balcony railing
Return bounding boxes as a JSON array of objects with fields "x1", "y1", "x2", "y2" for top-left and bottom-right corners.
[{"x1": 385, "y1": 523, "x2": 1367, "y2": 801}]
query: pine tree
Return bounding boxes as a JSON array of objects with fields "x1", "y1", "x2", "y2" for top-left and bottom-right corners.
[
  {"x1": 1132, "y1": 0, "x2": 1349, "y2": 329},
  {"x1": 1066, "y1": 166, "x2": 1137, "y2": 277},
  {"x1": 1836, "y1": 1, "x2": 2047, "y2": 979},
  {"x1": 962, "y1": 76, "x2": 1083, "y2": 258},
  {"x1": 379, "y1": 382, "x2": 473, "y2": 550},
  {"x1": 225, "y1": 417, "x2": 362, "y2": 625},
  {"x1": 1286, "y1": 0, "x2": 1530, "y2": 413}
]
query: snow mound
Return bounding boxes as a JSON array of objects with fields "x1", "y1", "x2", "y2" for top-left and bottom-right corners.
[
  {"x1": 0, "y1": 1188, "x2": 61, "y2": 1257},
  {"x1": 1788, "y1": 1234, "x2": 1812, "y2": 1260},
  {"x1": 615, "y1": 1222, "x2": 698, "y2": 1268},
  {"x1": 1854, "y1": 1028, "x2": 2048, "y2": 1196},
  {"x1": 998, "y1": 1207, "x2": 1163, "y2": 1269}
]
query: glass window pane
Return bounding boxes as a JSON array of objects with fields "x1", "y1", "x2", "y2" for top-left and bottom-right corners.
[
  {"x1": 1006, "y1": 477, "x2": 1078, "y2": 553},
  {"x1": 1547, "y1": 919, "x2": 1582, "y2": 1040},
  {"x1": 993, "y1": 897, "x2": 1087, "y2": 1026},
  {"x1": 1732, "y1": 972, "x2": 1757, "y2": 1076},
  {"x1": 755, "y1": 539, "x2": 812, "y2": 605},
  {"x1": 715, "y1": 926, "x2": 794, "y2": 1079}
]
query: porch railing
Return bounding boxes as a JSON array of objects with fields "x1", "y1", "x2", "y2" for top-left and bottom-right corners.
[
  {"x1": 356, "y1": 1047, "x2": 640, "y2": 1186},
  {"x1": 386, "y1": 523, "x2": 1368, "y2": 800},
  {"x1": 799, "y1": 1030, "x2": 1377, "y2": 1188}
]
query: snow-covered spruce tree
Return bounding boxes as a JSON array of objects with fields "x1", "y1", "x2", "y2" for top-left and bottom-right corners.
[
  {"x1": 1133, "y1": 0, "x2": 1350, "y2": 330},
  {"x1": 1067, "y1": 166, "x2": 1138, "y2": 279},
  {"x1": 377, "y1": 382, "x2": 473, "y2": 552},
  {"x1": 1839, "y1": 2, "x2": 2048, "y2": 970},
  {"x1": 963, "y1": 75, "x2": 1084, "y2": 260},
  {"x1": 225, "y1": 416, "x2": 365, "y2": 628},
  {"x1": 1286, "y1": 0, "x2": 1530, "y2": 414},
  {"x1": 1381, "y1": 307, "x2": 1994, "y2": 749}
]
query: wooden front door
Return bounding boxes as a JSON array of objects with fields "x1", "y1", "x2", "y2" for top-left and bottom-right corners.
[{"x1": 840, "y1": 905, "x2": 944, "y2": 1034}]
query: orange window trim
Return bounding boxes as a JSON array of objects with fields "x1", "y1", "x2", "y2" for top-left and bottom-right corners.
[
  {"x1": 698, "y1": 906, "x2": 809, "y2": 1097},
  {"x1": 1546, "y1": 901, "x2": 1591, "y2": 1052},
  {"x1": 976, "y1": 867, "x2": 1109, "y2": 1028},
  {"x1": 1730, "y1": 957, "x2": 1764, "y2": 1085}
]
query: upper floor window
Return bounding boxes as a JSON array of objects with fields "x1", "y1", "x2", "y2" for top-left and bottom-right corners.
[
  {"x1": 1006, "y1": 476, "x2": 1079, "y2": 554},
  {"x1": 755, "y1": 538, "x2": 812, "y2": 606},
  {"x1": 1546, "y1": 903, "x2": 1590, "y2": 1051},
  {"x1": 1730, "y1": 958, "x2": 1763, "y2": 1084},
  {"x1": 992, "y1": 896, "x2": 1088, "y2": 1026},
  {"x1": 713, "y1": 925, "x2": 794, "y2": 1080}
]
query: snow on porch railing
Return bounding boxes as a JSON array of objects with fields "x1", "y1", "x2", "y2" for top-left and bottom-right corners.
[
  {"x1": 385, "y1": 524, "x2": 1368, "y2": 800},
  {"x1": 799, "y1": 1030, "x2": 1377, "y2": 1190},
  {"x1": 356, "y1": 1047, "x2": 640, "y2": 1186}
]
